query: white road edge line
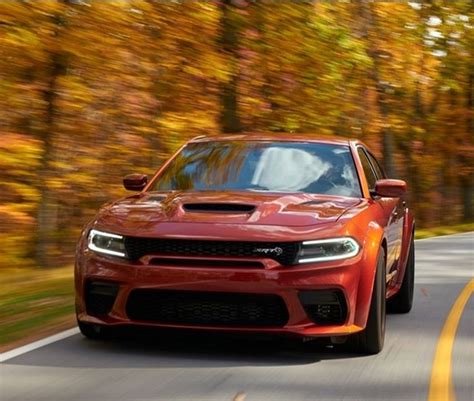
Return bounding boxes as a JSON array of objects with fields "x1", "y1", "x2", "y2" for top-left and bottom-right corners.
[
  {"x1": 415, "y1": 231, "x2": 473, "y2": 241},
  {"x1": 0, "y1": 327, "x2": 79, "y2": 363},
  {"x1": 1, "y1": 231, "x2": 472, "y2": 363}
]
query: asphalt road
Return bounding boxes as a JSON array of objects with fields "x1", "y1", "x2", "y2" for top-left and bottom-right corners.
[{"x1": 1, "y1": 233, "x2": 473, "y2": 401}]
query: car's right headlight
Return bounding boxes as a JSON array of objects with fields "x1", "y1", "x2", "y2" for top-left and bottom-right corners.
[
  {"x1": 298, "y1": 237, "x2": 360, "y2": 264},
  {"x1": 87, "y1": 229, "x2": 127, "y2": 258}
]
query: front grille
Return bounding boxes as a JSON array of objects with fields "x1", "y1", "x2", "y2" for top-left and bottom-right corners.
[
  {"x1": 85, "y1": 281, "x2": 119, "y2": 317},
  {"x1": 126, "y1": 290, "x2": 289, "y2": 327},
  {"x1": 124, "y1": 237, "x2": 300, "y2": 266},
  {"x1": 149, "y1": 257, "x2": 264, "y2": 268},
  {"x1": 298, "y1": 290, "x2": 347, "y2": 325}
]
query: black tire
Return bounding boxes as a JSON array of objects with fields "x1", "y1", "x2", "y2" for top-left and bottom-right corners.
[
  {"x1": 349, "y1": 248, "x2": 386, "y2": 355},
  {"x1": 77, "y1": 320, "x2": 106, "y2": 340},
  {"x1": 387, "y1": 237, "x2": 415, "y2": 314}
]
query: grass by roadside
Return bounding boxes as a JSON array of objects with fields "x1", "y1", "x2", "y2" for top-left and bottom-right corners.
[
  {"x1": 0, "y1": 266, "x2": 75, "y2": 352},
  {"x1": 414, "y1": 222, "x2": 474, "y2": 240},
  {"x1": 0, "y1": 223, "x2": 472, "y2": 352}
]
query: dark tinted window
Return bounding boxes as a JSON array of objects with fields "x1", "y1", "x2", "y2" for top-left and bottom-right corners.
[
  {"x1": 150, "y1": 141, "x2": 362, "y2": 197},
  {"x1": 357, "y1": 148, "x2": 377, "y2": 190},
  {"x1": 367, "y1": 152, "x2": 385, "y2": 179}
]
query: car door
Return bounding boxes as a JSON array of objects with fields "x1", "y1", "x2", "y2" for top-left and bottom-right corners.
[{"x1": 357, "y1": 147, "x2": 403, "y2": 275}]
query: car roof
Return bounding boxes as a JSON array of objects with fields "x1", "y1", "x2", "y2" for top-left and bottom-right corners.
[{"x1": 188, "y1": 133, "x2": 362, "y2": 147}]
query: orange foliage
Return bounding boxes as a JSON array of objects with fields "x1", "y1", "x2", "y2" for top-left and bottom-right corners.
[{"x1": 0, "y1": 1, "x2": 472, "y2": 267}]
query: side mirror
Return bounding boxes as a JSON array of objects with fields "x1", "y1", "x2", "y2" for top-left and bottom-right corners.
[
  {"x1": 123, "y1": 174, "x2": 148, "y2": 191},
  {"x1": 374, "y1": 179, "x2": 407, "y2": 198}
]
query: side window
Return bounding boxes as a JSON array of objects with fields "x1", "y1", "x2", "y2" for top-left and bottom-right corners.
[
  {"x1": 366, "y1": 152, "x2": 385, "y2": 179},
  {"x1": 357, "y1": 148, "x2": 377, "y2": 191}
]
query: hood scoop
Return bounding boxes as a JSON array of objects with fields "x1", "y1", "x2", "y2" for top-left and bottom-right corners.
[{"x1": 183, "y1": 203, "x2": 256, "y2": 213}]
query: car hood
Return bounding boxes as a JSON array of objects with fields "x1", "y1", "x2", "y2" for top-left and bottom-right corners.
[{"x1": 94, "y1": 191, "x2": 363, "y2": 231}]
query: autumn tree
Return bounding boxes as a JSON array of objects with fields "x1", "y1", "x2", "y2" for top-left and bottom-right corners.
[
  {"x1": 219, "y1": 0, "x2": 242, "y2": 133},
  {"x1": 0, "y1": 0, "x2": 472, "y2": 269}
]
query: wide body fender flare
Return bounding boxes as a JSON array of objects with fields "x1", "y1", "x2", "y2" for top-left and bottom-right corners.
[{"x1": 353, "y1": 222, "x2": 385, "y2": 329}]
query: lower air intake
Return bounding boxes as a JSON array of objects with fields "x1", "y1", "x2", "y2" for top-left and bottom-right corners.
[
  {"x1": 126, "y1": 290, "x2": 289, "y2": 327},
  {"x1": 298, "y1": 290, "x2": 347, "y2": 325},
  {"x1": 85, "y1": 281, "x2": 119, "y2": 317}
]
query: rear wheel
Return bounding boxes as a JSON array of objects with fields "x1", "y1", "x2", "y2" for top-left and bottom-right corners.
[
  {"x1": 349, "y1": 248, "x2": 386, "y2": 355},
  {"x1": 387, "y1": 237, "x2": 415, "y2": 314}
]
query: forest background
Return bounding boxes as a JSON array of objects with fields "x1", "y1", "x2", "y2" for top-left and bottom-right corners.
[{"x1": 1, "y1": 0, "x2": 472, "y2": 271}]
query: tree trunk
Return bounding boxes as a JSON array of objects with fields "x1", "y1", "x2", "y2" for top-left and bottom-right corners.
[
  {"x1": 35, "y1": 15, "x2": 68, "y2": 267},
  {"x1": 461, "y1": 70, "x2": 473, "y2": 221},
  {"x1": 381, "y1": 123, "x2": 396, "y2": 178},
  {"x1": 407, "y1": 77, "x2": 425, "y2": 222},
  {"x1": 219, "y1": 0, "x2": 241, "y2": 133},
  {"x1": 355, "y1": 2, "x2": 396, "y2": 177}
]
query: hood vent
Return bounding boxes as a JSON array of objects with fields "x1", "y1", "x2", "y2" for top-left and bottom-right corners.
[
  {"x1": 183, "y1": 203, "x2": 255, "y2": 213},
  {"x1": 147, "y1": 195, "x2": 166, "y2": 202},
  {"x1": 300, "y1": 200, "x2": 328, "y2": 206}
]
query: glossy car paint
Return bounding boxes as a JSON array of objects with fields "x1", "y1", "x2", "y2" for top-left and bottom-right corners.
[{"x1": 75, "y1": 135, "x2": 415, "y2": 337}]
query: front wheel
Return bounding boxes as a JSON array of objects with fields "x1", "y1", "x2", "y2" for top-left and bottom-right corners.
[
  {"x1": 349, "y1": 248, "x2": 386, "y2": 355},
  {"x1": 387, "y1": 237, "x2": 415, "y2": 314}
]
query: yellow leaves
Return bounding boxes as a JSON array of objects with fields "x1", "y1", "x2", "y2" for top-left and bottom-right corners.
[
  {"x1": 56, "y1": 76, "x2": 94, "y2": 109},
  {"x1": 0, "y1": 133, "x2": 43, "y2": 170},
  {"x1": 1, "y1": 27, "x2": 47, "y2": 71},
  {"x1": 5, "y1": 182, "x2": 40, "y2": 205},
  {"x1": 44, "y1": 178, "x2": 66, "y2": 191},
  {"x1": 0, "y1": 205, "x2": 35, "y2": 226},
  {"x1": 159, "y1": 111, "x2": 217, "y2": 133},
  {"x1": 0, "y1": 0, "x2": 471, "y2": 268},
  {"x1": 0, "y1": 132, "x2": 40, "y2": 151},
  {"x1": 4, "y1": 26, "x2": 40, "y2": 48},
  {"x1": 158, "y1": 111, "x2": 218, "y2": 152},
  {"x1": 30, "y1": 0, "x2": 65, "y2": 15}
]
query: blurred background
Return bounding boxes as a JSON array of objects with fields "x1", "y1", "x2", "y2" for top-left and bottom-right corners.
[{"x1": 0, "y1": 1, "x2": 472, "y2": 347}]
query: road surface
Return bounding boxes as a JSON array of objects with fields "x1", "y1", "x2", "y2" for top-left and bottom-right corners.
[{"x1": 1, "y1": 233, "x2": 473, "y2": 401}]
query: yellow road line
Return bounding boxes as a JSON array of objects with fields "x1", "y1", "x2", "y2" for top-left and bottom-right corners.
[{"x1": 427, "y1": 278, "x2": 474, "y2": 401}]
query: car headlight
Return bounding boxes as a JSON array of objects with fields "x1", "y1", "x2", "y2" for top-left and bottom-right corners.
[
  {"x1": 88, "y1": 229, "x2": 127, "y2": 258},
  {"x1": 298, "y1": 237, "x2": 360, "y2": 264}
]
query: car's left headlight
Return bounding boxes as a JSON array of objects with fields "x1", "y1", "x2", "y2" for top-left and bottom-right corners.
[
  {"x1": 87, "y1": 229, "x2": 127, "y2": 258},
  {"x1": 298, "y1": 237, "x2": 360, "y2": 264}
]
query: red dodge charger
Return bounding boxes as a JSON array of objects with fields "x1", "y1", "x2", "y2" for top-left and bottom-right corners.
[{"x1": 75, "y1": 135, "x2": 415, "y2": 354}]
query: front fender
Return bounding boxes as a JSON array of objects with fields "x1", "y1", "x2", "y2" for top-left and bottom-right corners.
[
  {"x1": 390, "y1": 209, "x2": 415, "y2": 295},
  {"x1": 353, "y1": 221, "x2": 385, "y2": 329}
]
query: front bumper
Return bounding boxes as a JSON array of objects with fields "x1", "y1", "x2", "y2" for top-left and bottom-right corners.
[{"x1": 75, "y1": 251, "x2": 368, "y2": 337}]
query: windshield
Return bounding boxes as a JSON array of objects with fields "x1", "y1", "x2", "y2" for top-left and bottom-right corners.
[{"x1": 150, "y1": 141, "x2": 361, "y2": 197}]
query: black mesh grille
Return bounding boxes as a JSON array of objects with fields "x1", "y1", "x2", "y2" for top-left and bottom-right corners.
[
  {"x1": 149, "y1": 258, "x2": 264, "y2": 268},
  {"x1": 126, "y1": 290, "x2": 289, "y2": 327},
  {"x1": 124, "y1": 237, "x2": 300, "y2": 266},
  {"x1": 85, "y1": 281, "x2": 119, "y2": 317}
]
